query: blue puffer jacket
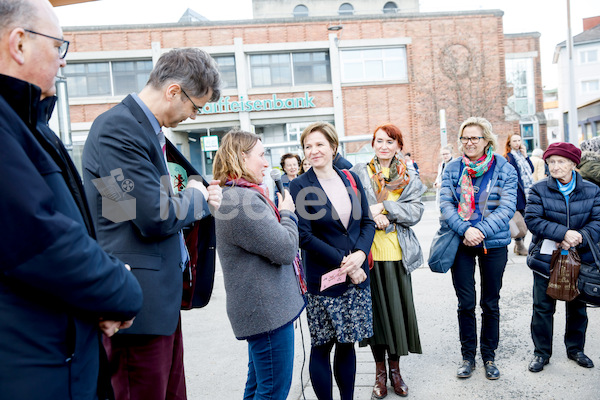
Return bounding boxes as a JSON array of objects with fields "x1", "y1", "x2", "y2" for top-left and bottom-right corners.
[
  {"x1": 524, "y1": 173, "x2": 600, "y2": 277},
  {"x1": 439, "y1": 154, "x2": 517, "y2": 248}
]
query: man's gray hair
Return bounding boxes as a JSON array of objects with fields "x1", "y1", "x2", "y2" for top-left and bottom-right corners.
[
  {"x1": 147, "y1": 48, "x2": 221, "y2": 103},
  {"x1": 0, "y1": 0, "x2": 36, "y2": 36}
]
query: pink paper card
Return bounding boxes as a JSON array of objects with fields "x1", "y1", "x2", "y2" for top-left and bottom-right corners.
[{"x1": 320, "y1": 268, "x2": 347, "y2": 291}]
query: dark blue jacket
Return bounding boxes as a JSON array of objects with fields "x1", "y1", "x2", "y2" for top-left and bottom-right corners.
[
  {"x1": 524, "y1": 173, "x2": 600, "y2": 277},
  {"x1": 83, "y1": 94, "x2": 212, "y2": 336},
  {"x1": 505, "y1": 152, "x2": 534, "y2": 211},
  {"x1": 333, "y1": 153, "x2": 353, "y2": 169},
  {"x1": 290, "y1": 167, "x2": 375, "y2": 296},
  {"x1": 0, "y1": 75, "x2": 143, "y2": 400},
  {"x1": 439, "y1": 154, "x2": 517, "y2": 248}
]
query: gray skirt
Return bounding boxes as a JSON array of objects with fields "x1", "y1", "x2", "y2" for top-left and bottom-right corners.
[
  {"x1": 306, "y1": 286, "x2": 373, "y2": 347},
  {"x1": 360, "y1": 261, "x2": 422, "y2": 355}
]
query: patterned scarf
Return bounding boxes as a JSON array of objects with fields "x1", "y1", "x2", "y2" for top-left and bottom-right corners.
[
  {"x1": 225, "y1": 177, "x2": 307, "y2": 295},
  {"x1": 511, "y1": 149, "x2": 533, "y2": 200},
  {"x1": 368, "y1": 156, "x2": 411, "y2": 203},
  {"x1": 458, "y1": 147, "x2": 495, "y2": 221}
]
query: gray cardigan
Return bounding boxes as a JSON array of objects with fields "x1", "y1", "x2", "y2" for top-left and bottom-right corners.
[
  {"x1": 351, "y1": 162, "x2": 427, "y2": 273},
  {"x1": 215, "y1": 186, "x2": 305, "y2": 340}
]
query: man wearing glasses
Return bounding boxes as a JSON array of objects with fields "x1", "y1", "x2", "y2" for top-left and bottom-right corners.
[
  {"x1": 82, "y1": 48, "x2": 222, "y2": 400},
  {"x1": 0, "y1": 1, "x2": 144, "y2": 399}
]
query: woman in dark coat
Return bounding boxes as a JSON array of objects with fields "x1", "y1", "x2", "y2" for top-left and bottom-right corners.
[
  {"x1": 290, "y1": 122, "x2": 375, "y2": 400},
  {"x1": 440, "y1": 117, "x2": 517, "y2": 380},
  {"x1": 524, "y1": 142, "x2": 600, "y2": 373},
  {"x1": 503, "y1": 134, "x2": 534, "y2": 255}
]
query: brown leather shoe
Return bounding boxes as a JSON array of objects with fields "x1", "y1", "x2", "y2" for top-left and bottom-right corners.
[
  {"x1": 388, "y1": 360, "x2": 408, "y2": 397},
  {"x1": 372, "y1": 361, "x2": 388, "y2": 399}
]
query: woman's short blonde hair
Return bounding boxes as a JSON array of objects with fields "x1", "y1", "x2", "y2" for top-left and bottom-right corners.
[
  {"x1": 213, "y1": 129, "x2": 262, "y2": 185},
  {"x1": 457, "y1": 117, "x2": 498, "y2": 154},
  {"x1": 300, "y1": 122, "x2": 339, "y2": 154}
]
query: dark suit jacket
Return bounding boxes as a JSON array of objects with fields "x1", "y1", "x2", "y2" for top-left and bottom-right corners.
[
  {"x1": 0, "y1": 75, "x2": 142, "y2": 400},
  {"x1": 83, "y1": 94, "x2": 211, "y2": 336},
  {"x1": 289, "y1": 167, "x2": 375, "y2": 296}
]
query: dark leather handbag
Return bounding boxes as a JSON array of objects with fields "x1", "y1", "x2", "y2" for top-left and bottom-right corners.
[
  {"x1": 546, "y1": 248, "x2": 580, "y2": 301},
  {"x1": 577, "y1": 230, "x2": 600, "y2": 307},
  {"x1": 428, "y1": 222, "x2": 460, "y2": 273}
]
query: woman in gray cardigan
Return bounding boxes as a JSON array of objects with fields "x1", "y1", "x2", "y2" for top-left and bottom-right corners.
[
  {"x1": 213, "y1": 129, "x2": 305, "y2": 400},
  {"x1": 351, "y1": 123, "x2": 426, "y2": 399}
]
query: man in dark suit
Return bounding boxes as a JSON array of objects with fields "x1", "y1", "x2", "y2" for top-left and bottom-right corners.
[
  {"x1": 0, "y1": 1, "x2": 144, "y2": 399},
  {"x1": 82, "y1": 48, "x2": 222, "y2": 400}
]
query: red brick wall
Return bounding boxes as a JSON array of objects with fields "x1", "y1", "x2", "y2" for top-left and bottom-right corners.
[{"x1": 65, "y1": 12, "x2": 536, "y2": 181}]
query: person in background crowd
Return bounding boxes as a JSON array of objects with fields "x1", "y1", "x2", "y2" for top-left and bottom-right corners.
[
  {"x1": 524, "y1": 142, "x2": 600, "y2": 373},
  {"x1": 83, "y1": 48, "x2": 222, "y2": 400},
  {"x1": 503, "y1": 134, "x2": 534, "y2": 256},
  {"x1": 300, "y1": 157, "x2": 311, "y2": 174},
  {"x1": 404, "y1": 152, "x2": 419, "y2": 175},
  {"x1": 578, "y1": 137, "x2": 600, "y2": 187},
  {"x1": 0, "y1": 1, "x2": 143, "y2": 399},
  {"x1": 434, "y1": 145, "x2": 454, "y2": 210},
  {"x1": 280, "y1": 153, "x2": 301, "y2": 189},
  {"x1": 440, "y1": 117, "x2": 517, "y2": 381},
  {"x1": 213, "y1": 129, "x2": 305, "y2": 400},
  {"x1": 352, "y1": 123, "x2": 426, "y2": 399},
  {"x1": 530, "y1": 148, "x2": 547, "y2": 182},
  {"x1": 290, "y1": 122, "x2": 375, "y2": 400}
]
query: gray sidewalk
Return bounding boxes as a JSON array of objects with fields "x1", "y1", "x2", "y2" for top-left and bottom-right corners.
[{"x1": 182, "y1": 201, "x2": 600, "y2": 399}]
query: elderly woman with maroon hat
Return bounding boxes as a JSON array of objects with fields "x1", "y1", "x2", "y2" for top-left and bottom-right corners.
[{"x1": 524, "y1": 142, "x2": 600, "y2": 373}]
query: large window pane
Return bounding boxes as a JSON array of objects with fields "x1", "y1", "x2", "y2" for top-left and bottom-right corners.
[
  {"x1": 250, "y1": 54, "x2": 292, "y2": 87},
  {"x1": 214, "y1": 55, "x2": 237, "y2": 89},
  {"x1": 64, "y1": 62, "x2": 111, "y2": 97},
  {"x1": 292, "y1": 52, "x2": 331, "y2": 85},
  {"x1": 341, "y1": 46, "x2": 407, "y2": 83},
  {"x1": 113, "y1": 60, "x2": 152, "y2": 95}
]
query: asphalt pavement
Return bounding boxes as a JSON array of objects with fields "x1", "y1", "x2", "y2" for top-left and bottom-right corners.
[{"x1": 182, "y1": 201, "x2": 600, "y2": 400}]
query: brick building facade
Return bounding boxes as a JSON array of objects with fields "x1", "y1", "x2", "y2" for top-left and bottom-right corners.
[{"x1": 61, "y1": 9, "x2": 544, "y2": 183}]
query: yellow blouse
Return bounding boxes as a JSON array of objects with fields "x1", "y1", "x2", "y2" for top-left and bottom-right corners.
[{"x1": 369, "y1": 167, "x2": 402, "y2": 261}]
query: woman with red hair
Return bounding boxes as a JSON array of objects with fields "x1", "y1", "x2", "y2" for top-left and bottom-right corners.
[{"x1": 351, "y1": 123, "x2": 426, "y2": 398}]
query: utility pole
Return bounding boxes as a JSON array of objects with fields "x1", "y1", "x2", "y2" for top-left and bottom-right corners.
[{"x1": 566, "y1": 0, "x2": 579, "y2": 145}]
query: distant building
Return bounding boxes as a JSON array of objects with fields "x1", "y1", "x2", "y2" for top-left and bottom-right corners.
[
  {"x1": 543, "y1": 88, "x2": 560, "y2": 144},
  {"x1": 252, "y1": 0, "x2": 420, "y2": 19},
  {"x1": 59, "y1": 6, "x2": 544, "y2": 182},
  {"x1": 553, "y1": 16, "x2": 600, "y2": 143}
]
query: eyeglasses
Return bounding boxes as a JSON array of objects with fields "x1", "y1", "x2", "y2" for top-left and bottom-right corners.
[
  {"x1": 180, "y1": 88, "x2": 201, "y2": 114},
  {"x1": 460, "y1": 136, "x2": 485, "y2": 144},
  {"x1": 24, "y1": 29, "x2": 69, "y2": 59}
]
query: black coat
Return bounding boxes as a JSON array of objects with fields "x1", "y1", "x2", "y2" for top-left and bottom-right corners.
[
  {"x1": 524, "y1": 173, "x2": 600, "y2": 277},
  {"x1": 0, "y1": 75, "x2": 143, "y2": 400}
]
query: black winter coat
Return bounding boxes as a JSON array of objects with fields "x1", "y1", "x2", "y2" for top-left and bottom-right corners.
[{"x1": 524, "y1": 173, "x2": 600, "y2": 277}]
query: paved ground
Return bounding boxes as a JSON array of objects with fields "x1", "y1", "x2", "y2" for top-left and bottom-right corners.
[{"x1": 182, "y1": 201, "x2": 600, "y2": 399}]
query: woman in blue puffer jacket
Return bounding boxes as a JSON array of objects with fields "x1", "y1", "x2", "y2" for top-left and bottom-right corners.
[
  {"x1": 439, "y1": 117, "x2": 517, "y2": 381},
  {"x1": 524, "y1": 142, "x2": 600, "y2": 374}
]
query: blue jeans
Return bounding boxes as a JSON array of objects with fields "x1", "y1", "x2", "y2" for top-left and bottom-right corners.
[
  {"x1": 243, "y1": 322, "x2": 295, "y2": 400},
  {"x1": 451, "y1": 244, "x2": 507, "y2": 362}
]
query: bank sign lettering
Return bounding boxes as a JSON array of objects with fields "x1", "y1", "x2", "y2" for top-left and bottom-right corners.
[{"x1": 199, "y1": 92, "x2": 315, "y2": 114}]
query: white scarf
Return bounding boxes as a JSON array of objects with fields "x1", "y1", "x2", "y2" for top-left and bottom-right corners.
[{"x1": 511, "y1": 149, "x2": 533, "y2": 199}]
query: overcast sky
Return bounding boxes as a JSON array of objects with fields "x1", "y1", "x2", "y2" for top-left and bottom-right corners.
[{"x1": 54, "y1": 0, "x2": 600, "y2": 89}]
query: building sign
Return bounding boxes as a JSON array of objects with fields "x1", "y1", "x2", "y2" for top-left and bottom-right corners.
[
  {"x1": 199, "y1": 92, "x2": 315, "y2": 115},
  {"x1": 201, "y1": 135, "x2": 219, "y2": 151}
]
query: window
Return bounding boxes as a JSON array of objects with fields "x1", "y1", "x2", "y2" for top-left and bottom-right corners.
[
  {"x1": 293, "y1": 4, "x2": 308, "y2": 17},
  {"x1": 63, "y1": 62, "x2": 111, "y2": 97},
  {"x1": 505, "y1": 58, "x2": 535, "y2": 115},
  {"x1": 581, "y1": 79, "x2": 600, "y2": 94},
  {"x1": 112, "y1": 60, "x2": 153, "y2": 95},
  {"x1": 250, "y1": 51, "x2": 331, "y2": 87},
  {"x1": 340, "y1": 47, "x2": 408, "y2": 83},
  {"x1": 579, "y1": 49, "x2": 598, "y2": 64},
  {"x1": 213, "y1": 55, "x2": 237, "y2": 89},
  {"x1": 64, "y1": 60, "x2": 152, "y2": 98},
  {"x1": 292, "y1": 52, "x2": 331, "y2": 85},
  {"x1": 383, "y1": 1, "x2": 398, "y2": 13},
  {"x1": 338, "y1": 3, "x2": 354, "y2": 16}
]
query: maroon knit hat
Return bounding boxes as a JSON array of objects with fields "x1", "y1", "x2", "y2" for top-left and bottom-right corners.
[{"x1": 543, "y1": 142, "x2": 581, "y2": 165}]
